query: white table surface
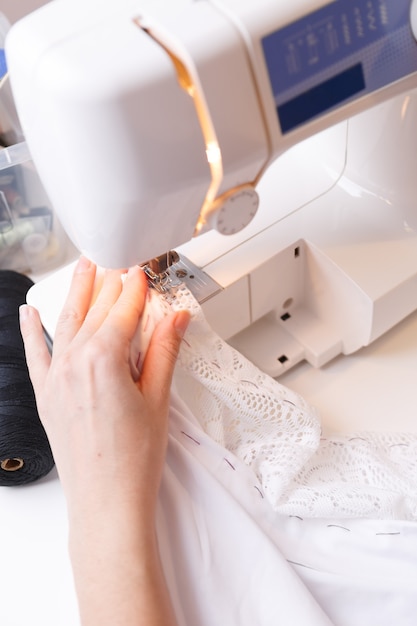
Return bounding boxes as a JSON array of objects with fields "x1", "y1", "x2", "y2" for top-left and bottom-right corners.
[{"x1": 279, "y1": 308, "x2": 417, "y2": 436}]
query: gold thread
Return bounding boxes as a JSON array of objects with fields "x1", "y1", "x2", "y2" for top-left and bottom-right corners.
[{"x1": 132, "y1": 17, "x2": 223, "y2": 231}]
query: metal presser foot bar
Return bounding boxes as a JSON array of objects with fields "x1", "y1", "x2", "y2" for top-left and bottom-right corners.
[{"x1": 142, "y1": 251, "x2": 222, "y2": 303}]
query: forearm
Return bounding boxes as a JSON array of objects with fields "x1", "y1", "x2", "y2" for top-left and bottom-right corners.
[{"x1": 69, "y1": 509, "x2": 177, "y2": 626}]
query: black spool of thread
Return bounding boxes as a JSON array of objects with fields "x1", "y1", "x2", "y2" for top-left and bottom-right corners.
[{"x1": 0, "y1": 270, "x2": 54, "y2": 486}]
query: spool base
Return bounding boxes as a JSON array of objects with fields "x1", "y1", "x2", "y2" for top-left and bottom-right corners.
[{"x1": 1, "y1": 458, "x2": 24, "y2": 471}]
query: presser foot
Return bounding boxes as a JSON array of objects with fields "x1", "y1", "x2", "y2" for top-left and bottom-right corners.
[{"x1": 141, "y1": 251, "x2": 222, "y2": 304}]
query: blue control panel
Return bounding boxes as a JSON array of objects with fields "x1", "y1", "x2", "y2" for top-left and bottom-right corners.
[
  {"x1": 262, "y1": 0, "x2": 417, "y2": 133},
  {"x1": 0, "y1": 49, "x2": 6, "y2": 80}
]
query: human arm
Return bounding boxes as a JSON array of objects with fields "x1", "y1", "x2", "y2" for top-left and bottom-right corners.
[{"x1": 19, "y1": 256, "x2": 190, "y2": 625}]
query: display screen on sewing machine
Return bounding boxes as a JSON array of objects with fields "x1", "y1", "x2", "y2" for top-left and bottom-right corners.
[{"x1": 262, "y1": 0, "x2": 417, "y2": 133}]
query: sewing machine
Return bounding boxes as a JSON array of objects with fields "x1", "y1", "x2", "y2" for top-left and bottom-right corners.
[
  {"x1": 5, "y1": 0, "x2": 417, "y2": 383},
  {"x1": 1, "y1": 2, "x2": 417, "y2": 625}
]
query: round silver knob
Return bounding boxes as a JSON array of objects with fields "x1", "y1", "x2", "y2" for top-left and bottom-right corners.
[{"x1": 211, "y1": 186, "x2": 259, "y2": 235}]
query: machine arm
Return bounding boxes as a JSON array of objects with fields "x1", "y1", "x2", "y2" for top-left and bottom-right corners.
[{"x1": 5, "y1": 0, "x2": 417, "y2": 268}]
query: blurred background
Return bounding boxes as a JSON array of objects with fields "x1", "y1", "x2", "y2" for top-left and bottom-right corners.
[{"x1": 2, "y1": 0, "x2": 48, "y2": 24}]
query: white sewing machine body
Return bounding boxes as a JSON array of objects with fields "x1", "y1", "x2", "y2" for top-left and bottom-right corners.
[
  {"x1": 7, "y1": 0, "x2": 417, "y2": 378},
  {"x1": 179, "y1": 90, "x2": 417, "y2": 378},
  {"x1": 6, "y1": 0, "x2": 417, "y2": 260}
]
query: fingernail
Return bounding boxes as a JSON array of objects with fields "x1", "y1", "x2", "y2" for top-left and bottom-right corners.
[
  {"x1": 75, "y1": 256, "x2": 93, "y2": 274},
  {"x1": 174, "y1": 310, "x2": 190, "y2": 339},
  {"x1": 19, "y1": 304, "x2": 30, "y2": 322},
  {"x1": 126, "y1": 265, "x2": 141, "y2": 278}
]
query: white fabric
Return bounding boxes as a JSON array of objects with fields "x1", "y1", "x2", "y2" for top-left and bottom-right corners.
[
  {"x1": 159, "y1": 394, "x2": 417, "y2": 626},
  {"x1": 135, "y1": 284, "x2": 417, "y2": 624}
]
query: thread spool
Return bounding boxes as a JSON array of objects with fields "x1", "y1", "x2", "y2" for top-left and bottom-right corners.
[{"x1": 0, "y1": 270, "x2": 54, "y2": 486}]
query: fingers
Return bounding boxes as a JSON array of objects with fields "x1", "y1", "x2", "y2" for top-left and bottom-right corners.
[
  {"x1": 53, "y1": 259, "x2": 144, "y2": 353},
  {"x1": 53, "y1": 257, "x2": 97, "y2": 355},
  {"x1": 19, "y1": 304, "x2": 51, "y2": 396},
  {"x1": 99, "y1": 265, "x2": 149, "y2": 342},
  {"x1": 140, "y1": 309, "x2": 190, "y2": 403},
  {"x1": 75, "y1": 268, "x2": 125, "y2": 342}
]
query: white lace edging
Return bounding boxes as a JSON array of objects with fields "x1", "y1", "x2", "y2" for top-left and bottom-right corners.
[{"x1": 144, "y1": 285, "x2": 417, "y2": 520}]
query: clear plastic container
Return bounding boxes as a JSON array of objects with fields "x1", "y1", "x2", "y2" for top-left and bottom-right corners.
[
  {"x1": 0, "y1": 141, "x2": 73, "y2": 274},
  {"x1": 0, "y1": 12, "x2": 10, "y2": 48}
]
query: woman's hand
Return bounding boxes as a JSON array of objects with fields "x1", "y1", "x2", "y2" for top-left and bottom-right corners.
[{"x1": 19, "y1": 256, "x2": 189, "y2": 625}]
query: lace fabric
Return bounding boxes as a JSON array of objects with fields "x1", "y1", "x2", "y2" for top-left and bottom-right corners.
[{"x1": 144, "y1": 284, "x2": 417, "y2": 520}]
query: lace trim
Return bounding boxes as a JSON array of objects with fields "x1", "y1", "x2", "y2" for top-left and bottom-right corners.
[{"x1": 144, "y1": 285, "x2": 417, "y2": 520}]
